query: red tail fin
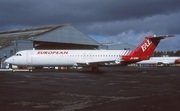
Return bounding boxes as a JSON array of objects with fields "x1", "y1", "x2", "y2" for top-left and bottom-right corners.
[{"x1": 122, "y1": 35, "x2": 174, "y2": 61}]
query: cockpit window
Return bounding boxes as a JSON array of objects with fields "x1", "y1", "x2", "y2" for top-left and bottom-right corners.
[{"x1": 16, "y1": 53, "x2": 22, "y2": 56}]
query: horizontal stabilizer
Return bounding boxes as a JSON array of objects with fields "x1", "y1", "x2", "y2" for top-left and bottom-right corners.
[{"x1": 122, "y1": 34, "x2": 174, "y2": 61}]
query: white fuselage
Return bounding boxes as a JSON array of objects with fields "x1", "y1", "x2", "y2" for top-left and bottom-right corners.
[{"x1": 6, "y1": 50, "x2": 131, "y2": 67}]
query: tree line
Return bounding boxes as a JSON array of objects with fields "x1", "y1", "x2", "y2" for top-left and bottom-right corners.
[{"x1": 153, "y1": 50, "x2": 180, "y2": 57}]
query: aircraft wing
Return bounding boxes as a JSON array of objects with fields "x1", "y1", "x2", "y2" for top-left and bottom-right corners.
[{"x1": 76, "y1": 59, "x2": 117, "y2": 66}]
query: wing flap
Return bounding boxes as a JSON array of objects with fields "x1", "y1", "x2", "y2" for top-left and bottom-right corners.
[{"x1": 76, "y1": 59, "x2": 116, "y2": 66}]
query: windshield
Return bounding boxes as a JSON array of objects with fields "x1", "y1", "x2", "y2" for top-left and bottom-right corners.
[{"x1": 15, "y1": 53, "x2": 22, "y2": 56}]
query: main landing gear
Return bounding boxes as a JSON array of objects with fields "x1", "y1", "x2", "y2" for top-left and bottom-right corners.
[{"x1": 91, "y1": 67, "x2": 99, "y2": 72}]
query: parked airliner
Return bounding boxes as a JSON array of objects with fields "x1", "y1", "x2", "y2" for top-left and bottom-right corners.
[
  {"x1": 5, "y1": 35, "x2": 174, "y2": 72},
  {"x1": 137, "y1": 56, "x2": 180, "y2": 66}
]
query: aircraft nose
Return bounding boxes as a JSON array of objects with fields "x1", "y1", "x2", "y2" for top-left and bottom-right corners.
[
  {"x1": 4, "y1": 58, "x2": 10, "y2": 64},
  {"x1": 4, "y1": 57, "x2": 13, "y2": 64}
]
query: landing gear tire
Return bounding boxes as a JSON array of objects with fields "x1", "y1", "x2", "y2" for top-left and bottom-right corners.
[
  {"x1": 29, "y1": 69, "x2": 33, "y2": 72},
  {"x1": 12, "y1": 69, "x2": 15, "y2": 72},
  {"x1": 91, "y1": 67, "x2": 99, "y2": 72}
]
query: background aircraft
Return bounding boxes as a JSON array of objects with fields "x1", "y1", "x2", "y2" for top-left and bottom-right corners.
[{"x1": 137, "y1": 56, "x2": 180, "y2": 66}]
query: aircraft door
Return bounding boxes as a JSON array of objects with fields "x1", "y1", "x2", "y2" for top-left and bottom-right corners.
[
  {"x1": 27, "y1": 51, "x2": 32, "y2": 64},
  {"x1": 115, "y1": 52, "x2": 122, "y2": 64}
]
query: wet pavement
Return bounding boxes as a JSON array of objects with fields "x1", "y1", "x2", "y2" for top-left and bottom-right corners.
[{"x1": 0, "y1": 67, "x2": 180, "y2": 111}]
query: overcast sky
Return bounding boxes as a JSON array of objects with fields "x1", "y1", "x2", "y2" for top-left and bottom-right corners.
[{"x1": 0, "y1": 0, "x2": 180, "y2": 51}]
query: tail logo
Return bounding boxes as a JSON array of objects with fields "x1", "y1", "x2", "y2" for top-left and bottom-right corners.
[{"x1": 141, "y1": 39, "x2": 152, "y2": 52}]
